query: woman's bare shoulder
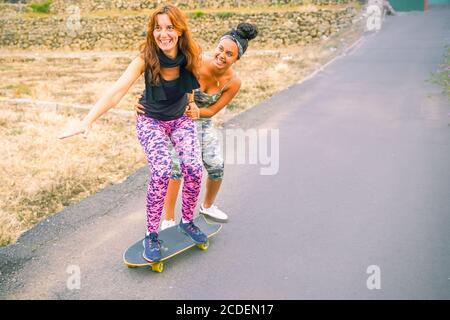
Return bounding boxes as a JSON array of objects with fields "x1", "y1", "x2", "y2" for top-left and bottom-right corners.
[{"x1": 199, "y1": 55, "x2": 213, "y2": 77}]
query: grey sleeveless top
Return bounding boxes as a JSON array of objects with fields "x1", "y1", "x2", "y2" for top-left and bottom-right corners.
[{"x1": 194, "y1": 75, "x2": 236, "y2": 108}]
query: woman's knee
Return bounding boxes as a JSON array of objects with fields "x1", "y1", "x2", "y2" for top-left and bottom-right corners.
[
  {"x1": 149, "y1": 163, "x2": 172, "y2": 183},
  {"x1": 205, "y1": 162, "x2": 224, "y2": 181},
  {"x1": 171, "y1": 158, "x2": 182, "y2": 180},
  {"x1": 207, "y1": 169, "x2": 224, "y2": 181},
  {"x1": 181, "y1": 161, "x2": 203, "y2": 181},
  {"x1": 203, "y1": 154, "x2": 224, "y2": 180}
]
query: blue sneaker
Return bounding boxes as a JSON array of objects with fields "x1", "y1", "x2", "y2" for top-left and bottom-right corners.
[
  {"x1": 178, "y1": 220, "x2": 208, "y2": 244},
  {"x1": 143, "y1": 232, "x2": 162, "y2": 262}
]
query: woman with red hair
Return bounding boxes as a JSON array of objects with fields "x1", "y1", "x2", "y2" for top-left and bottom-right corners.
[{"x1": 59, "y1": 5, "x2": 207, "y2": 262}]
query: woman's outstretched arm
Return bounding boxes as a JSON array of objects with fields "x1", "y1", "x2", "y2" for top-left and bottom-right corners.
[{"x1": 58, "y1": 55, "x2": 145, "y2": 139}]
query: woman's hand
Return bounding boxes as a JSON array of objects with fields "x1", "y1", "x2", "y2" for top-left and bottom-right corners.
[
  {"x1": 134, "y1": 97, "x2": 146, "y2": 116},
  {"x1": 185, "y1": 102, "x2": 200, "y2": 120},
  {"x1": 58, "y1": 120, "x2": 92, "y2": 140}
]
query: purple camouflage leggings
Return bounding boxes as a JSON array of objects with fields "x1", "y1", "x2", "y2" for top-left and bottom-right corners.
[{"x1": 136, "y1": 114, "x2": 203, "y2": 234}]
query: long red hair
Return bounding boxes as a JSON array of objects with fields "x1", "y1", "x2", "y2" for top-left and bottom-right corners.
[{"x1": 139, "y1": 5, "x2": 201, "y2": 85}]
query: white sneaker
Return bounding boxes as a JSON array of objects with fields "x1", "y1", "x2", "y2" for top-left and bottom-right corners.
[
  {"x1": 199, "y1": 204, "x2": 228, "y2": 222},
  {"x1": 160, "y1": 219, "x2": 176, "y2": 230}
]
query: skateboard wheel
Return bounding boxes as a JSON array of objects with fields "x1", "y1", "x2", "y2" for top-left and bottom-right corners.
[
  {"x1": 197, "y1": 242, "x2": 209, "y2": 250},
  {"x1": 151, "y1": 262, "x2": 164, "y2": 273}
]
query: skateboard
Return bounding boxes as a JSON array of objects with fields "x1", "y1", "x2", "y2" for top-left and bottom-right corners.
[{"x1": 123, "y1": 215, "x2": 222, "y2": 273}]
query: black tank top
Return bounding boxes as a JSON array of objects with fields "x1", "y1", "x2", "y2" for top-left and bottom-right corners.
[{"x1": 139, "y1": 77, "x2": 188, "y2": 121}]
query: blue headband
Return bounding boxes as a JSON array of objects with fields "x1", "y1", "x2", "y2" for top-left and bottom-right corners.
[{"x1": 219, "y1": 34, "x2": 244, "y2": 59}]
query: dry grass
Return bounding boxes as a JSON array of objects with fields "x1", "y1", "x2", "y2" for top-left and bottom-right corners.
[
  {"x1": 0, "y1": 20, "x2": 363, "y2": 246},
  {"x1": 0, "y1": 55, "x2": 144, "y2": 110},
  {"x1": 0, "y1": 105, "x2": 145, "y2": 246}
]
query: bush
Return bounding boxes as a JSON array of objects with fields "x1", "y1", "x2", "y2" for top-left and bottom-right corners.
[
  {"x1": 216, "y1": 12, "x2": 235, "y2": 18},
  {"x1": 429, "y1": 47, "x2": 450, "y2": 96},
  {"x1": 28, "y1": 0, "x2": 52, "y2": 13},
  {"x1": 190, "y1": 10, "x2": 205, "y2": 19}
]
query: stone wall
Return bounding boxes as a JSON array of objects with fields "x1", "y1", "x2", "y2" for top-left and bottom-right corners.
[
  {"x1": 0, "y1": 3, "x2": 27, "y2": 18},
  {"x1": 48, "y1": 0, "x2": 353, "y2": 13},
  {"x1": 0, "y1": 7, "x2": 359, "y2": 50}
]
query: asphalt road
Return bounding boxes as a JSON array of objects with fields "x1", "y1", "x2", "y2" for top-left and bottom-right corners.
[{"x1": 1, "y1": 8, "x2": 449, "y2": 299}]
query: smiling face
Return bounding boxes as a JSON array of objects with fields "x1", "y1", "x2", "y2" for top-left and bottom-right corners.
[
  {"x1": 153, "y1": 13, "x2": 182, "y2": 57},
  {"x1": 213, "y1": 38, "x2": 239, "y2": 70}
]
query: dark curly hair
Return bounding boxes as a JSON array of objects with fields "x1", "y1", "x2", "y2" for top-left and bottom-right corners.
[{"x1": 221, "y1": 22, "x2": 258, "y2": 59}]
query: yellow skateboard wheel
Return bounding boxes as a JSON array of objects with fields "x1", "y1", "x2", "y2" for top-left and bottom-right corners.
[
  {"x1": 151, "y1": 262, "x2": 164, "y2": 273},
  {"x1": 197, "y1": 242, "x2": 209, "y2": 250}
]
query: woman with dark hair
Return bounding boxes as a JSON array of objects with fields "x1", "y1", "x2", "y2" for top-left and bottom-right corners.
[
  {"x1": 135, "y1": 22, "x2": 259, "y2": 228},
  {"x1": 58, "y1": 5, "x2": 207, "y2": 262}
]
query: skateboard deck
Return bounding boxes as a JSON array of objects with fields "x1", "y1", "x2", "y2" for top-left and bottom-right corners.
[{"x1": 123, "y1": 215, "x2": 221, "y2": 272}]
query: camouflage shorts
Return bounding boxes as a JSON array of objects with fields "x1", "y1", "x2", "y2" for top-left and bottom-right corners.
[{"x1": 170, "y1": 118, "x2": 224, "y2": 181}]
